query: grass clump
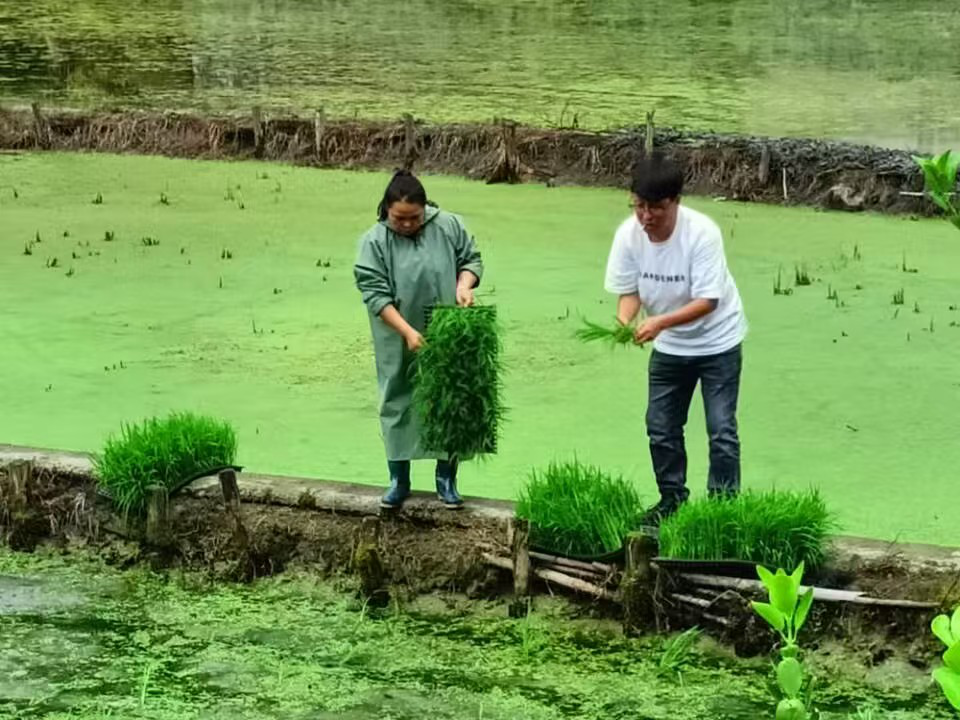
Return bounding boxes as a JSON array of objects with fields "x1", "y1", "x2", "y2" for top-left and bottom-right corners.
[
  {"x1": 658, "y1": 489, "x2": 835, "y2": 570},
  {"x1": 575, "y1": 317, "x2": 635, "y2": 346},
  {"x1": 94, "y1": 411, "x2": 238, "y2": 514},
  {"x1": 414, "y1": 305, "x2": 503, "y2": 459},
  {"x1": 516, "y1": 459, "x2": 644, "y2": 557}
]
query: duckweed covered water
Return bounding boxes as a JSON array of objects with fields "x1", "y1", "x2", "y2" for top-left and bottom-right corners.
[
  {"x1": 3, "y1": 153, "x2": 960, "y2": 545},
  {"x1": 0, "y1": 549, "x2": 953, "y2": 719}
]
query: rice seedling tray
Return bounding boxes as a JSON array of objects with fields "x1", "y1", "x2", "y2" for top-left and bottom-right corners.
[
  {"x1": 96, "y1": 464, "x2": 244, "y2": 501},
  {"x1": 652, "y1": 556, "x2": 760, "y2": 579}
]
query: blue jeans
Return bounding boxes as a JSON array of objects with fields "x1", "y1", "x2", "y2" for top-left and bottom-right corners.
[{"x1": 646, "y1": 344, "x2": 742, "y2": 508}]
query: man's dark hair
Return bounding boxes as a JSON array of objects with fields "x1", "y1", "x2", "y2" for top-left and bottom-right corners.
[
  {"x1": 630, "y1": 153, "x2": 684, "y2": 201},
  {"x1": 377, "y1": 169, "x2": 428, "y2": 220}
]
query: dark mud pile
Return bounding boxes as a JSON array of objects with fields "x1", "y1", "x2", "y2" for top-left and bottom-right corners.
[{"x1": 0, "y1": 106, "x2": 935, "y2": 215}]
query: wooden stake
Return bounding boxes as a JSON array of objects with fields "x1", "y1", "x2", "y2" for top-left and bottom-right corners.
[
  {"x1": 219, "y1": 468, "x2": 249, "y2": 550},
  {"x1": 759, "y1": 145, "x2": 771, "y2": 184},
  {"x1": 622, "y1": 531, "x2": 658, "y2": 633},
  {"x1": 782, "y1": 166, "x2": 789, "y2": 200},
  {"x1": 31, "y1": 103, "x2": 50, "y2": 149},
  {"x1": 252, "y1": 106, "x2": 265, "y2": 158},
  {"x1": 644, "y1": 109, "x2": 656, "y2": 156},
  {"x1": 403, "y1": 112, "x2": 417, "y2": 170},
  {"x1": 145, "y1": 485, "x2": 169, "y2": 546},
  {"x1": 353, "y1": 516, "x2": 388, "y2": 603},
  {"x1": 314, "y1": 107, "x2": 327, "y2": 161},
  {"x1": 509, "y1": 518, "x2": 531, "y2": 617}
]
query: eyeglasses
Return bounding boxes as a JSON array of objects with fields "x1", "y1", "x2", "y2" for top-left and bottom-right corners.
[{"x1": 629, "y1": 199, "x2": 671, "y2": 214}]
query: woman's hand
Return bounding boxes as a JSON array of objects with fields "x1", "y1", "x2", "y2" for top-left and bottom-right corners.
[
  {"x1": 456, "y1": 284, "x2": 475, "y2": 307},
  {"x1": 404, "y1": 329, "x2": 425, "y2": 352}
]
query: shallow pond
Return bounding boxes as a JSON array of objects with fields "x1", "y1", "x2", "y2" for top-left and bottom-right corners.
[{"x1": 0, "y1": 548, "x2": 952, "y2": 719}]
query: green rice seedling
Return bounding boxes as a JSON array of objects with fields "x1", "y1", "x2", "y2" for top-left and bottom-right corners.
[
  {"x1": 773, "y1": 266, "x2": 793, "y2": 296},
  {"x1": 45, "y1": 257, "x2": 59, "y2": 268},
  {"x1": 414, "y1": 305, "x2": 503, "y2": 460},
  {"x1": 160, "y1": 192, "x2": 169, "y2": 205},
  {"x1": 912, "y1": 150, "x2": 960, "y2": 231},
  {"x1": 658, "y1": 489, "x2": 835, "y2": 570},
  {"x1": 62, "y1": 230, "x2": 69, "y2": 237},
  {"x1": 575, "y1": 317, "x2": 635, "y2": 346},
  {"x1": 34, "y1": 231, "x2": 41, "y2": 244},
  {"x1": 22, "y1": 242, "x2": 32, "y2": 256},
  {"x1": 12, "y1": 187, "x2": 18, "y2": 199},
  {"x1": 914, "y1": 301, "x2": 922, "y2": 314},
  {"x1": 224, "y1": 187, "x2": 235, "y2": 201},
  {"x1": 92, "y1": 192, "x2": 103, "y2": 205},
  {"x1": 892, "y1": 288, "x2": 905, "y2": 305},
  {"x1": 657, "y1": 627, "x2": 701, "y2": 684},
  {"x1": 902, "y1": 251, "x2": 919, "y2": 273},
  {"x1": 221, "y1": 249, "x2": 233, "y2": 259},
  {"x1": 65, "y1": 267, "x2": 75, "y2": 278},
  {"x1": 794, "y1": 264, "x2": 812, "y2": 286},
  {"x1": 826, "y1": 284, "x2": 838, "y2": 301},
  {"x1": 93, "y1": 411, "x2": 238, "y2": 515},
  {"x1": 141, "y1": 236, "x2": 160, "y2": 247},
  {"x1": 853, "y1": 243, "x2": 862, "y2": 260},
  {"x1": 103, "y1": 230, "x2": 115, "y2": 242},
  {"x1": 515, "y1": 459, "x2": 644, "y2": 557}
]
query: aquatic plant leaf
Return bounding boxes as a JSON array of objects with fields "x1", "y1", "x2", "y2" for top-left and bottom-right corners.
[
  {"x1": 933, "y1": 667, "x2": 960, "y2": 710},
  {"x1": 794, "y1": 588, "x2": 814, "y2": 634},
  {"x1": 768, "y1": 570, "x2": 798, "y2": 617},
  {"x1": 775, "y1": 698, "x2": 808, "y2": 720},
  {"x1": 952, "y1": 606, "x2": 960, "y2": 644},
  {"x1": 932, "y1": 613, "x2": 956, "y2": 648},
  {"x1": 751, "y1": 601, "x2": 785, "y2": 633},
  {"x1": 944, "y1": 642, "x2": 960, "y2": 673},
  {"x1": 777, "y1": 657, "x2": 803, "y2": 699}
]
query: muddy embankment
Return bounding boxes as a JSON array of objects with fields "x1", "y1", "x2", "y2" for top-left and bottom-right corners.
[
  {"x1": 0, "y1": 105, "x2": 938, "y2": 215},
  {"x1": 3, "y1": 444, "x2": 960, "y2": 666}
]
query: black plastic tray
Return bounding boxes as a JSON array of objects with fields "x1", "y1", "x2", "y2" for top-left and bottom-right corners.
[
  {"x1": 652, "y1": 556, "x2": 760, "y2": 579},
  {"x1": 96, "y1": 464, "x2": 244, "y2": 501}
]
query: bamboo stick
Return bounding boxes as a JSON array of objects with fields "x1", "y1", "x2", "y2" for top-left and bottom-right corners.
[
  {"x1": 482, "y1": 553, "x2": 618, "y2": 602},
  {"x1": 529, "y1": 551, "x2": 614, "y2": 575}
]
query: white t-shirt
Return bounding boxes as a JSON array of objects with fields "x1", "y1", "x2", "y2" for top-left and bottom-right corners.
[{"x1": 604, "y1": 205, "x2": 747, "y2": 356}]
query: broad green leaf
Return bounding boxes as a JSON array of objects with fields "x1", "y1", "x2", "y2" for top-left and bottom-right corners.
[
  {"x1": 751, "y1": 601, "x2": 786, "y2": 633},
  {"x1": 944, "y1": 642, "x2": 960, "y2": 672},
  {"x1": 952, "y1": 606, "x2": 960, "y2": 643},
  {"x1": 757, "y1": 564, "x2": 776, "y2": 590},
  {"x1": 769, "y1": 571, "x2": 799, "y2": 617},
  {"x1": 777, "y1": 657, "x2": 804, "y2": 698},
  {"x1": 789, "y1": 562, "x2": 805, "y2": 594},
  {"x1": 794, "y1": 588, "x2": 814, "y2": 633},
  {"x1": 776, "y1": 698, "x2": 808, "y2": 720},
  {"x1": 934, "y1": 667, "x2": 960, "y2": 710},
  {"x1": 933, "y1": 614, "x2": 955, "y2": 648},
  {"x1": 939, "y1": 150, "x2": 960, "y2": 187}
]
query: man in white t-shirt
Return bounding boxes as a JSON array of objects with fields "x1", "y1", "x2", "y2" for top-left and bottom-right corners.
[{"x1": 604, "y1": 153, "x2": 747, "y2": 525}]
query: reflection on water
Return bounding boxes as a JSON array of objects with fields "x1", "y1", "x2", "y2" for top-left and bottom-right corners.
[{"x1": 0, "y1": 1, "x2": 958, "y2": 150}]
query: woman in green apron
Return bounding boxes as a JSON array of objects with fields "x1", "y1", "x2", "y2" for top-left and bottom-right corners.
[{"x1": 354, "y1": 170, "x2": 484, "y2": 509}]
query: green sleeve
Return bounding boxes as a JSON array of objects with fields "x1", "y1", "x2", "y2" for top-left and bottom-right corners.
[
  {"x1": 451, "y1": 215, "x2": 484, "y2": 287},
  {"x1": 353, "y1": 227, "x2": 394, "y2": 316}
]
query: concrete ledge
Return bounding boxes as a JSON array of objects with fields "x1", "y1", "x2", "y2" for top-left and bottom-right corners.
[
  {"x1": 3, "y1": 443, "x2": 959, "y2": 572},
  {"x1": 0, "y1": 443, "x2": 513, "y2": 524}
]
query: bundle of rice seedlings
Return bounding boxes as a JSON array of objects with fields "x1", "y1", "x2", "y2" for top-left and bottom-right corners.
[
  {"x1": 414, "y1": 305, "x2": 503, "y2": 459},
  {"x1": 94, "y1": 411, "x2": 238, "y2": 515},
  {"x1": 516, "y1": 459, "x2": 645, "y2": 557},
  {"x1": 658, "y1": 489, "x2": 836, "y2": 570},
  {"x1": 575, "y1": 318, "x2": 636, "y2": 346}
]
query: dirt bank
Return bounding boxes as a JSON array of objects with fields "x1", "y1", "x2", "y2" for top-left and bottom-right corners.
[
  {"x1": 2, "y1": 444, "x2": 959, "y2": 664},
  {"x1": 0, "y1": 105, "x2": 937, "y2": 215}
]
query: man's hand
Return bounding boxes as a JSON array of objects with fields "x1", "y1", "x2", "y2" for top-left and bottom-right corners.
[
  {"x1": 634, "y1": 315, "x2": 667, "y2": 344},
  {"x1": 404, "y1": 329, "x2": 425, "y2": 352},
  {"x1": 456, "y1": 284, "x2": 475, "y2": 307}
]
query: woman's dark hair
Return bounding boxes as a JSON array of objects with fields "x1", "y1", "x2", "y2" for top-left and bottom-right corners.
[
  {"x1": 630, "y1": 153, "x2": 684, "y2": 202},
  {"x1": 377, "y1": 169, "x2": 428, "y2": 220}
]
